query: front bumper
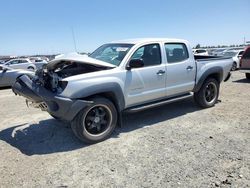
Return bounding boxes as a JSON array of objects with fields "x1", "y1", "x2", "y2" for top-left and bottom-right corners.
[{"x1": 12, "y1": 75, "x2": 92, "y2": 121}]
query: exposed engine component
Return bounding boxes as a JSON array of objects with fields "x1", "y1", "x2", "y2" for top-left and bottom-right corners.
[{"x1": 33, "y1": 60, "x2": 111, "y2": 93}]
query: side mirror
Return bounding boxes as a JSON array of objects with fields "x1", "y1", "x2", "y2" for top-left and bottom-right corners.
[
  {"x1": 126, "y1": 59, "x2": 144, "y2": 70},
  {"x1": 3, "y1": 68, "x2": 7, "y2": 73}
]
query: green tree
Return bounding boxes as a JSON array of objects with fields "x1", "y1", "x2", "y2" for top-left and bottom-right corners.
[{"x1": 195, "y1": 44, "x2": 201, "y2": 49}]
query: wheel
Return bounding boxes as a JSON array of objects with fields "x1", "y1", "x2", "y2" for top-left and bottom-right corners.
[
  {"x1": 194, "y1": 78, "x2": 219, "y2": 108},
  {"x1": 27, "y1": 66, "x2": 35, "y2": 71},
  {"x1": 246, "y1": 73, "x2": 250, "y2": 80},
  {"x1": 71, "y1": 97, "x2": 117, "y2": 143},
  {"x1": 231, "y1": 62, "x2": 237, "y2": 71}
]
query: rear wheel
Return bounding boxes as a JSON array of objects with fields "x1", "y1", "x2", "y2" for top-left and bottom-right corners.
[
  {"x1": 231, "y1": 62, "x2": 237, "y2": 71},
  {"x1": 71, "y1": 97, "x2": 117, "y2": 144},
  {"x1": 27, "y1": 66, "x2": 35, "y2": 71},
  {"x1": 194, "y1": 78, "x2": 219, "y2": 108},
  {"x1": 246, "y1": 73, "x2": 250, "y2": 79}
]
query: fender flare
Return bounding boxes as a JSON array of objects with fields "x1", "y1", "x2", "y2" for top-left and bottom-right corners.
[
  {"x1": 71, "y1": 82, "x2": 125, "y2": 112},
  {"x1": 194, "y1": 66, "x2": 223, "y2": 92}
]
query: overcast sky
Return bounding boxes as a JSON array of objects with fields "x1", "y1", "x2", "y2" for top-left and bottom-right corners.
[{"x1": 0, "y1": 0, "x2": 249, "y2": 55}]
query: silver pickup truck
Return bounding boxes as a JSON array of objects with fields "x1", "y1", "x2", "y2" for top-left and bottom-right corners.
[{"x1": 12, "y1": 38, "x2": 233, "y2": 143}]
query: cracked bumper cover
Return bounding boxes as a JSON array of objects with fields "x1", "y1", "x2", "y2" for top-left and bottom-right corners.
[{"x1": 12, "y1": 75, "x2": 92, "y2": 121}]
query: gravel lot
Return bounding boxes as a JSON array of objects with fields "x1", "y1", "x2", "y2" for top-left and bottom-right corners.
[{"x1": 0, "y1": 71, "x2": 249, "y2": 187}]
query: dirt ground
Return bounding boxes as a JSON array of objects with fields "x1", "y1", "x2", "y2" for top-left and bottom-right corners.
[{"x1": 0, "y1": 71, "x2": 249, "y2": 188}]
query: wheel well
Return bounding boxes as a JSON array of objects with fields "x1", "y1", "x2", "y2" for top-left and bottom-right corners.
[
  {"x1": 207, "y1": 73, "x2": 221, "y2": 83},
  {"x1": 84, "y1": 92, "x2": 121, "y2": 112}
]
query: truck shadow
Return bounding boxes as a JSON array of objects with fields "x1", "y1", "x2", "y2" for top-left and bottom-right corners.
[
  {"x1": 0, "y1": 99, "x2": 202, "y2": 156},
  {"x1": 233, "y1": 78, "x2": 250, "y2": 83}
]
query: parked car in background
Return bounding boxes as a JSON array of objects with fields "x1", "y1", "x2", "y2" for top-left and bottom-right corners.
[
  {"x1": 0, "y1": 65, "x2": 34, "y2": 87},
  {"x1": 4, "y1": 59, "x2": 36, "y2": 71},
  {"x1": 223, "y1": 50, "x2": 245, "y2": 71},
  {"x1": 240, "y1": 47, "x2": 250, "y2": 79},
  {"x1": 212, "y1": 48, "x2": 227, "y2": 56},
  {"x1": 193, "y1": 49, "x2": 209, "y2": 56},
  {"x1": 33, "y1": 59, "x2": 48, "y2": 70}
]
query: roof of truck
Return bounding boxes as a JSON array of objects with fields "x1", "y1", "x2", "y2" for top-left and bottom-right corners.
[{"x1": 111, "y1": 38, "x2": 188, "y2": 44}]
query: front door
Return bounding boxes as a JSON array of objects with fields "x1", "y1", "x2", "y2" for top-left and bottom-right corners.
[{"x1": 124, "y1": 43, "x2": 166, "y2": 107}]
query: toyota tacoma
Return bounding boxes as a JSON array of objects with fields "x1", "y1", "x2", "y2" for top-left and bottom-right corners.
[{"x1": 12, "y1": 38, "x2": 233, "y2": 143}]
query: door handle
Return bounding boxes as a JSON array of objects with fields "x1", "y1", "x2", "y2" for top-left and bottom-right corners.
[
  {"x1": 157, "y1": 70, "x2": 166, "y2": 75},
  {"x1": 186, "y1": 66, "x2": 193, "y2": 70}
]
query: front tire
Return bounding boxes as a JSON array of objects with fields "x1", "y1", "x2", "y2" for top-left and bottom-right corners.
[
  {"x1": 246, "y1": 73, "x2": 250, "y2": 80},
  {"x1": 71, "y1": 97, "x2": 117, "y2": 144},
  {"x1": 194, "y1": 78, "x2": 219, "y2": 108}
]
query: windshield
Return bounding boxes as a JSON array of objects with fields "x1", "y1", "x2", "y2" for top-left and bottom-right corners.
[
  {"x1": 90, "y1": 43, "x2": 134, "y2": 66},
  {"x1": 224, "y1": 51, "x2": 237, "y2": 57}
]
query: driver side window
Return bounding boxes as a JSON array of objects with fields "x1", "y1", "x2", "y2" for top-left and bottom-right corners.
[
  {"x1": 131, "y1": 44, "x2": 161, "y2": 67},
  {"x1": 9, "y1": 60, "x2": 19, "y2": 65}
]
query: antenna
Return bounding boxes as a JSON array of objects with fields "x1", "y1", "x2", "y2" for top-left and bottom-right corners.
[{"x1": 71, "y1": 27, "x2": 77, "y2": 52}]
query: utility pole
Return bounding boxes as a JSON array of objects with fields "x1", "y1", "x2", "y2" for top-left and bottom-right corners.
[
  {"x1": 244, "y1": 36, "x2": 246, "y2": 46},
  {"x1": 71, "y1": 27, "x2": 77, "y2": 52}
]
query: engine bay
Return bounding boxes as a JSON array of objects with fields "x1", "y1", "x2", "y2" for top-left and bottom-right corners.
[{"x1": 34, "y1": 60, "x2": 112, "y2": 93}]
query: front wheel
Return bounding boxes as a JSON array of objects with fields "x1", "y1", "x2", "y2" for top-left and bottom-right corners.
[
  {"x1": 71, "y1": 97, "x2": 117, "y2": 144},
  {"x1": 194, "y1": 78, "x2": 219, "y2": 108},
  {"x1": 246, "y1": 73, "x2": 250, "y2": 80}
]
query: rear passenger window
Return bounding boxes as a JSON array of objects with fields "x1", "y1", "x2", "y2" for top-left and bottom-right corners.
[
  {"x1": 131, "y1": 44, "x2": 161, "y2": 67},
  {"x1": 165, "y1": 43, "x2": 189, "y2": 63}
]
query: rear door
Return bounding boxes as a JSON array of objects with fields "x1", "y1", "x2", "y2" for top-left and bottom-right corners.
[
  {"x1": 164, "y1": 43, "x2": 196, "y2": 96},
  {"x1": 125, "y1": 43, "x2": 166, "y2": 107}
]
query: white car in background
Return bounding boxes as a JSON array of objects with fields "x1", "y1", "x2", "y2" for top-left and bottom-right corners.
[
  {"x1": 212, "y1": 48, "x2": 227, "y2": 56},
  {"x1": 33, "y1": 59, "x2": 48, "y2": 70},
  {"x1": 4, "y1": 59, "x2": 36, "y2": 71},
  {"x1": 223, "y1": 50, "x2": 245, "y2": 71},
  {"x1": 192, "y1": 49, "x2": 209, "y2": 56}
]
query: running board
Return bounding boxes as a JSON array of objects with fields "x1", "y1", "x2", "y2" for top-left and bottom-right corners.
[{"x1": 126, "y1": 93, "x2": 193, "y2": 113}]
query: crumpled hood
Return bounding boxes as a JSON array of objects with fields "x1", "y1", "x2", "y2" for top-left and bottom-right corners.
[{"x1": 47, "y1": 53, "x2": 116, "y2": 70}]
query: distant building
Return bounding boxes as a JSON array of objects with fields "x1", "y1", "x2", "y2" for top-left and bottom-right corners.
[{"x1": 0, "y1": 55, "x2": 17, "y2": 60}]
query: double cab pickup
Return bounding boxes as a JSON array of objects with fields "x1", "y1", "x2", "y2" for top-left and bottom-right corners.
[{"x1": 13, "y1": 38, "x2": 233, "y2": 143}]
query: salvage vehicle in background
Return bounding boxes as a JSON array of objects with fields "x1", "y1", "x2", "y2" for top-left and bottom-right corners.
[
  {"x1": 0, "y1": 65, "x2": 34, "y2": 87},
  {"x1": 33, "y1": 59, "x2": 48, "y2": 70},
  {"x1": 223, "y1": 50, "x2": 245, "y2": 71},
  {"x1": 212, "y1": 48, "x2": 227, "y2": 56},
  {"x1": 192, "y1": 49, "x2": 209, "y2": 56},
  {"x1": 4, "y1": 58, "x2": 36, "y2": 71},
  {"x1": 240, "y1": 46, "x2": 250, "y2": 79},
  {"x1": 12, "y1": 38, "x2": 233, "y2": 143}
]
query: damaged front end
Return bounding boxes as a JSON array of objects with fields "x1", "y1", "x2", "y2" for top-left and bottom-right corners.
[{"x1": 12, "y1": 57, "x2": 113, "y2": 121}]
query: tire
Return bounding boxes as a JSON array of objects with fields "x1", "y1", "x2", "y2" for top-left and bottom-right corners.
[
  {"x1": 27, "y1": 66, "x2": 35, "y2": 71},
  {"x1": 246, "y1": 73, "x2": 250, "y2": 80},
  {"x1": 231, "y1": 62, "x2": 237, "y2": 71},
  {"x1": 194, "y1": 78, "x2": 219, "y2": 108},
  {"x1": 71, "y1": 97, "x2": 117, "y2": 144}
]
